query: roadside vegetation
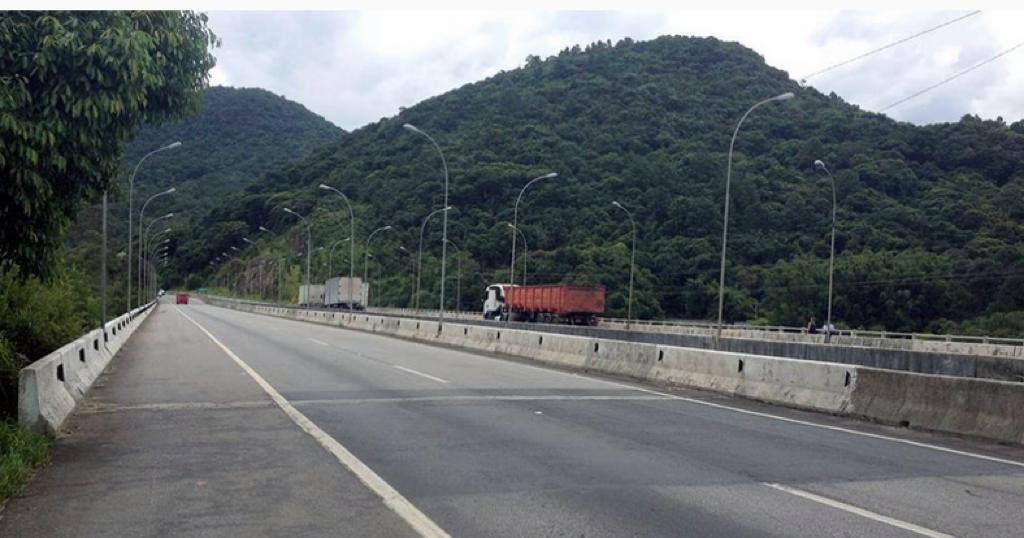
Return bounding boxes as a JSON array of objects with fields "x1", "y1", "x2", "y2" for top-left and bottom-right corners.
[{"x1": 0, "y1": 420, "x2": 52, "y2": 502}]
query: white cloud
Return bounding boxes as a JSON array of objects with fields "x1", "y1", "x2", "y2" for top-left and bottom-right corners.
[{"x1": 204, "y1": 10, "x2": 1024, "y2": 130}]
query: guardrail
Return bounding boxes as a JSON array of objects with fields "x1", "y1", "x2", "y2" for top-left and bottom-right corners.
[
  {"x1": 18, "y1": 301, "x2": 158, "y2": 435},
  {"x1": 206, "y1": 295, "x2": 1024, "y2": 359}
]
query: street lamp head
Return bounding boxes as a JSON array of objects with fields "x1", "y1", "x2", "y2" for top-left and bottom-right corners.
[
  {"x1": 403, "y1": 123, "x2": 422, "y2": 134},
  {"x1": 543, "y1": 172, "x2": 558, "y2": 179},
  {"x1": 612, "y1": 201, "x2": 623, "y2": 209},
  {"x1": 773, "y1": 92, "x2": 795, "y2": 101},
  {"x1": 259, "y1": 226, "x2": 271, "y2": 232},
  {"x1": 164, "y1": 212, "x2": 174, "y2": 219},
  {"x1": 399, "y1": 246, "x2": 409, "y2": 253},
  {"x1": 506, "y1": 222, "x2": 515, "y2": 229},
  {"x1": 383, "y1": 225, "x2": 392, "y2": 230},
  {"x1": 164, "y1": 141, "x2": 182, "y2": 150},
  {"x1": 165, "y1": 187, "x2": 176, "y2": 194},
  {"x1": 318, "y1": 184, "x2": 331, "y2": 190},
  {"x1": 230, "y1": 246, "x2": 239, "y2": 251},
  {"x1": 443, "y1": 205, "x2": 453, "y2": 211},
  {"x1": 814, "y1": 159, "x2": 826, "y2": 169}
]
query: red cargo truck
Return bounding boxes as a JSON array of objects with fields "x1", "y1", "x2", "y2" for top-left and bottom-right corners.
[
  {"x1": 175, "y1": 293, "x2": 189, "y2": 305},
  {"x1": 483, "y1": 284, "x2": 604, "y2": 325}
]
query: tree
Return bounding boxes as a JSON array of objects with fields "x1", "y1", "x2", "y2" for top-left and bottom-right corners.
[{"x1": 0, "y1": 12, "x2": 218, "y2": 277}]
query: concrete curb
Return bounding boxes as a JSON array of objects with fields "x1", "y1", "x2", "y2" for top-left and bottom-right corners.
[{"x1": 18, "y1": 302, "x2": 158, "y2": 436}]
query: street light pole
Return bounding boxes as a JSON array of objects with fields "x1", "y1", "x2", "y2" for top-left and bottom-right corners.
[
  {"x1": 416, "y1": 206, "x2": 452, "y2": 313},
  {"x1": 142, "y1": 213, "x2": 174, "y2": 303},
  {"x1": 126, "y1": 141, "x2": 180, "y2": 312},
  {"x1": 319, "y1": 184, "x2": 357, "y2": 313},
  {"x1": 404, "y1": 124, "x2": 450, "y2": 326},
  {"x1": 283, "y1": 208, "x2": 312, "y2": 303},
  {"x1": 506, "y1": 222, "x2": 528, "y2": 286},
  {"x1": 716, "y1": 92, "x2": 794, "y2": 343},
  {"x1": 814, "y1": 159, "x2": 838, "y2": 341},
  {"x1": 612, "y1": 201, "x2": 637, "y2": 330},
  {"x1": 363, "y1": 226, "x2": 392, "y2": 308},
  {"x1": 445, "y1": 239, "x2": 462, "y2": 312},
  {"x1": 328, "y1": 237, "x2": 351, "y2": 279},
  {"x1": 510, "y1": 172, "x2": 558, "y2": 288},
  {"x1": 137, "y1": 186, "x2": 176, "y2": 307}
]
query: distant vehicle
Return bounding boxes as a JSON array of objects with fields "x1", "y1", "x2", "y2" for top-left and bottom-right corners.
[
  {"x1": 298, "y1": 284, "x2": 325, "y2": 306},
  {"x1": 175, "y1": 293, "x2": 189, "y2": 305},
  {"x1": 483, "y1": 283, "x2": 605, "y2": 325},
  {"x1": 324, "y1": 277, "x2": 367, "y2": 309},
  {"x1": 197, "y1": 287, "x2": 209, "y2": 294},
  {"x1": 158, "y1": 289, "x2": 165, "y2": 297}
]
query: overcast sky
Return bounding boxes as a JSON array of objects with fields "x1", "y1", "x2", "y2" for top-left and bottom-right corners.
[{"x1": 205, "y1": 10, "x2": 1024, "y2": 130}]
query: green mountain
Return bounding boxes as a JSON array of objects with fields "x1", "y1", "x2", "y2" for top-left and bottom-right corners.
[
  {"x1": 183, "y1": 36, "x2": 1024, "y2": 335},
  {"x1": 67, "y1": 86, "x2": 343, "y2": 313}
]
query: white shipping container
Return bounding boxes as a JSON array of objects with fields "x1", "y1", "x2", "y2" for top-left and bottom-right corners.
[
  {"x1": 298, "y1": 284, "x2": 325, "y2": 305},
  {"x1": 325, "y1": 277, "x2": 368, "y2": 308}
]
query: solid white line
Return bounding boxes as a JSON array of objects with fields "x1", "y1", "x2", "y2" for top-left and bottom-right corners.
[
  {"x1": 175, "y1": 306, "x2": 450, "y2": 538},
  {"x1": 576, "y1": 374, "x2": 1024, "y2": 470},
  {"x1": 762, "y1": 482, "x2": 955, "y2": 538},
  {"x1": 307, "y1": 337, "x2": 329, "y2": 346},
  {"x1": 392, "y1": 365, "x2": 449, "y2": 384},
  {"x1": 290, "y1": 394, "x2": 669, "y2": 406},
  {"x1": 198, "y1": 302, "x2": 1024, "y2": 470}
]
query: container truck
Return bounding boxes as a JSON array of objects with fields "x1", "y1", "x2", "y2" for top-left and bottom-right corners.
[
  {"x1": 298, "y1": 284, "x2": 325, "y2": 306},
  {"x1": 324, "y1": 277, "x2": 368, "y2": 309},
  {"x1": 483, "y1": 283, "x2": 605, "y2": 325}
]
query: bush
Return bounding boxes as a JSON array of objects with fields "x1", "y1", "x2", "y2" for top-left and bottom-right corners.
[
  {"x1": 0, "y1": 263, "x2": 96, "y2": 418},
  {"x1": 0, "y1": 420, "x2": 52, "y2": 501}
]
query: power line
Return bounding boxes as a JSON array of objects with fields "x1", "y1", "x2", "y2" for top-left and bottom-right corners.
[
  {"x1": 801, "y1": 10, "x2": 982, "y2": 83},
  {"x1": 880, "y1": 40, "x2": 1024, "y2": 112}
]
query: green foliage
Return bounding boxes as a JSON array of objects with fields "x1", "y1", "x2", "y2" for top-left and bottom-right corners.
[
  {"x1": 151, "y1": 36, "x2": 1024, "y2": 334},
  {"x1": 0, "y1": 264, "x2": 96, "y2": 417},
  {"x1": 0, "y1": 420, "x2": 52, "y2": 501},
  {"x1": 0, "y1": 11, "x2": 218, "y2": 278}
]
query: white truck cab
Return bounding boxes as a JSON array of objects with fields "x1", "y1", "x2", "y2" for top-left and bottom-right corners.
[{"x1": 483, "y1": 283, "x2": 512, "y2": 319}]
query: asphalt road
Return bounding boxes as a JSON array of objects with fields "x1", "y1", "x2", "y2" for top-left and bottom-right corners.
[{"x1": 3, "y1": 298, "x2": 1024, "y2": 537}]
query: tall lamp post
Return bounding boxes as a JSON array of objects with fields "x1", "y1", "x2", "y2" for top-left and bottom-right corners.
[
  {"x1": 404, "y1": 123, "x2": 451, "y2": 326},
  {"x1": 283, "y1": 208, "x2": 312, "y2": 303},
  {"x1": 814, "y1": 159, "x2": 838, "y2": 341},
  {"x1": 127, "y1": 141, "x2": 181, "y2": 312},
  {"x1": 506, "y1": 222, "x2": 528, "y2": 286},
  {"x1": 363, "y1": 225, "x2": 392, "y2": 309},
  {"x1": 716, "y1": 92, "x2": 794, "y2": 343},
  {"x1": 612, "y1": 201, "x2": 637, "y2": 329},
  {"x1": 137, "y1": 186, "x2": 175, "y2": 307},
  {"x1": 142, "y1": 213, "x2": 174, "y2": 302},
  {"x1": 445, "y1": 239, "x2": 462, "y2": 312},
  {"x1": 416, "y1": 206, "x2": 452, "y2": 312},
  {"x1": 510, "y1": 172, "x2": 558, "y2": 287},
  {"x1": 319, "y1": 184, "x2": 357, "y2": 313},
  {"x1": 328, "y1": 237, "x2": 351, "y2": 279}
]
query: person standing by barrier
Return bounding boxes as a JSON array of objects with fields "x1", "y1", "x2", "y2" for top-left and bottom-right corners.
[{"x1": 806, "y1": 317, "x2": 818, "y2": 334}]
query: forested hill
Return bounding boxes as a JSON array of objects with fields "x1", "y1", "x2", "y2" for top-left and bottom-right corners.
[
  {"x1": 122, "y1": 86, "x2": 343, "y2": 200},
  {"x1": 194, "y1": 35, "x2": 1024, "y2": 335},
  {"x1": 66, "y1": 86, "x2": 343, "y2": 313}
]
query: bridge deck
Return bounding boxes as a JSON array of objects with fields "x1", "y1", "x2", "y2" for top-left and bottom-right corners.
[{"x1": 4, "y1": 298, "x2": 1024, "y2": 537}]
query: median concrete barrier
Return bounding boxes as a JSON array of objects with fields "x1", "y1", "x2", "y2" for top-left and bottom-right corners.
[
  {"x1": 207, "y1": 297, "x2": 1024, "y2": 445},
  {"x1": 19, "y1": 302, "x2": 157, "y2": 436}
]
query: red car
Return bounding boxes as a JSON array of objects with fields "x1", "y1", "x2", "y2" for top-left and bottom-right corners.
[{"x1": 175, "y1": 293, "x2": 189, "y2": 305}]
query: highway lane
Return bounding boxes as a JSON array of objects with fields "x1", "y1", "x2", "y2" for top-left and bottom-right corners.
[{"x1": 178, "y1": 301, "x2": 1024, "y2": 537}]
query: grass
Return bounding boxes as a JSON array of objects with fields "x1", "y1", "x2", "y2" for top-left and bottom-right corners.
[{"x1": 0, "y1": 420, "x2": 51, "y2": 502}]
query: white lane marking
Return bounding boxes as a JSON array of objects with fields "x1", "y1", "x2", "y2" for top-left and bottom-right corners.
[
  {"x1": 197, "y1": 303, "x2": 1024, "y2": 469},
  {"x1": 575, "y1": 374, "x2": 1024, "y2": 470},
  {"x1": 289, "y1": 394, "x2": 669, "y2": 406},
  {"x1": 307, "y1": 337, "x2": 329, "y2": 346},
  {"x1": 175, "y1": 307, "x2": 450, "y2": 538},
  {"x1": 762, "y1": 483, "x2": 956, "y2": 538},
  {"x1": 392, "y1": 365, "x2": 449, "y2": 384}
]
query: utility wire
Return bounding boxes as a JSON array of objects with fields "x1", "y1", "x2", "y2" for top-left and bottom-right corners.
[
  {"x1": 801, "y1": 10, "x2": 982, "y2": 82},
  {"x1": 880, "y1": 40, "x2": 1024, "y2": 112}
]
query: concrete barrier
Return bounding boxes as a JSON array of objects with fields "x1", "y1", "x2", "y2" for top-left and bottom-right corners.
[
  {"x1": 207, "y1": 296, "x2": 1024, "y2": 445},
  {"x1": 18, "y1": 302, "x2": 157, "y2": 436}
]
